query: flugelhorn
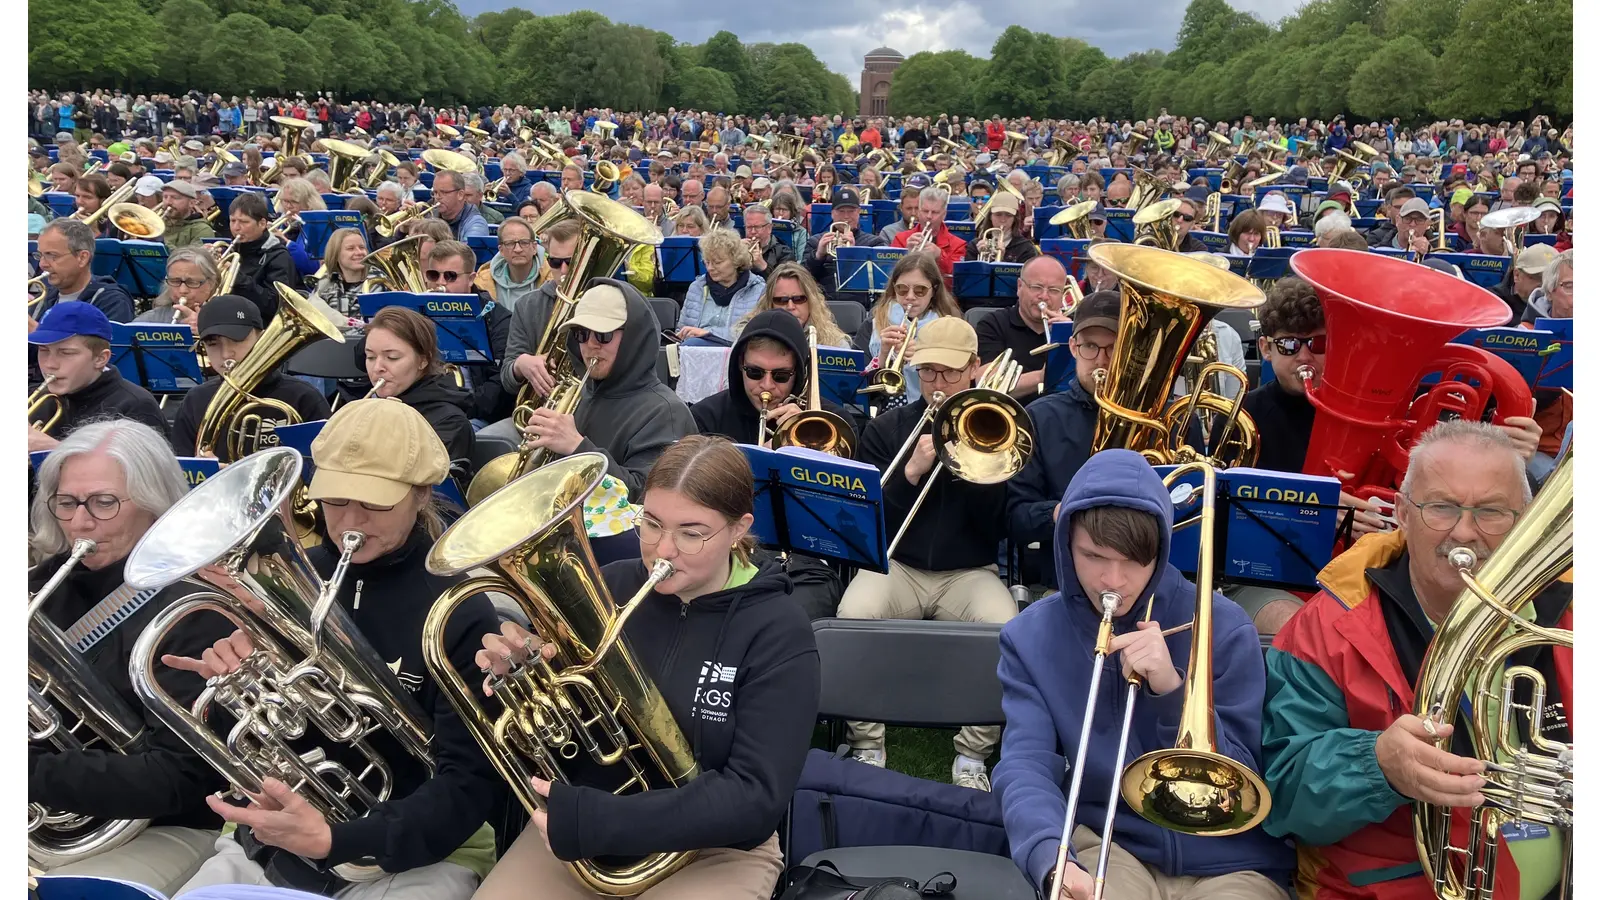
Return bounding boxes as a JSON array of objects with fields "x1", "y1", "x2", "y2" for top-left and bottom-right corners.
[
  {"x1": 28, "y1": 376, "x2": 64, "y2": 434},
  {"x1": 424, "y1": 453, "x2": 696, "y2": 896},
  {"x1": 772, "y1": 325, "x2": 857, "y2": 457}
]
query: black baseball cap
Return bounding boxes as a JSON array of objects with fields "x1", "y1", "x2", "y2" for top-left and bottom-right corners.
[
  {"x1": 831, "y1": 186, "x2": 862, "y2": 208},
  {"x1": 1071, "y1": 290, "x2": 1121, "y2": 334},
  {"x1": 197, "y1": 294, "x2": 264, "y2": 340}
]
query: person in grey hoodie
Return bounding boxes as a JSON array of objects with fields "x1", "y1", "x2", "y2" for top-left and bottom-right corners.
[
  {"x1": 516, "y1": 277, "x2": 697, "y2": 499},
  {"x1": 479, "y1": 215, "x2": 544, "y2": 314}
]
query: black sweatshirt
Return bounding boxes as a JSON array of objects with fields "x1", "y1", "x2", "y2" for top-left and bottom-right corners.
[
  {"x1": 690, "y1": 308, "x2": 857, "y2": 445},
  {"x1": 861, "y1": 397, "x2": 1008, "y2": 571},
  {"x1": 394, "y1": 373, "x2": 475, "y2": 465},
  {"x1": 546, "y1": 559, "x2": 820, "y2": 860},
  {"x1": 29, "y1": 555, "x2": 234, "y2": 827},
  {"x1": 252, "y1": 526, "x2": 503, "y2": 874},
  {"x1": 33, "y1": 367, "x2": 170, "y2": 441},
  {"x1": 171, "y1": 368, "x2": 332, "y2": 460},
  {"x1": 1240, "y1": 379, "x2": 1316, "y2": 474},
  {"x1": 230, "y1": 234, "x2": 301, "y2": 323}
]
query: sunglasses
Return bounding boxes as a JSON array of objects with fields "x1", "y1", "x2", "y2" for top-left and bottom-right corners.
[
  {"x1": 772, "y1": 294, "x2": 809, "y2": 306},
  {"x1": 425, "y1": 269, "x2": 466, "y2": 284},
  {"x1": 1270, "y1": 335, "x2": 1328, "y2": 356},
  {"x1": 1177, "y1": 213, "x2": 1196, "y2": 222},
  {"x1": 742, "y1": 365, "x2": 794, "y2": 384},
  {"x1": 571, "y1": 326, "x2": 619, "y2": 344},
  {"x1": 546, "y1": 255, "x2": 573, "y2": 268}
]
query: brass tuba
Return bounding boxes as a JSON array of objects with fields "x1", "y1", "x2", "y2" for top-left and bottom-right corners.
[
  {"x1": 423, "y1": 453, "x2": 697, "y2": 896},
  {"x1": 1413, "y1": 451, "x2": 1573, "y2": 900},
  {"x1": 364, "y1": 234, "x2": 429, "y2": 293},
  {"x1": 465, "y1": 358, "x2": 595, "y2": 506},
  {"x1": 1086, "y1": 243, "x2": 1261, "y2": 466},
  {"x1": 772, "y1": 325, "x2": 858, "y2": 457},
  {"x1": 125, "y1": 447, "x2": 434, "y2": 883},
  {"x1": 1132, "y1": 197, "x2": 1184, "y2": 251},
  {"x1": 261, "y1": 116, "x2": 313, "y2": 185},
  {"x1": 195, "y1": 284, "x2": 344, "y2": 461},
  {"x1": 28, "y1": 540, "x2": 150, "y2": 868}
]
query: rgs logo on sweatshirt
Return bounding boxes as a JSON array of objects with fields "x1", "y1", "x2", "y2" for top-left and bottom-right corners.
[{"x1": 691, "y1": 661, "x2": 737, "y2": 724}]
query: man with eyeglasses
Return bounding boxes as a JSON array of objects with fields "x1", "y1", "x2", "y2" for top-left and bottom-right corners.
[
  {"x1": 492, "y1": 218, "x2": 582, "y2": 422},
  {"x1": 1169, "y1": 192, "x2": 1209, "y2": 253},
  {"x1": 842, "y1": 317, "x2": 1017, "y2": 791},
  {"x1": 171, "y1": 295, "x2": 331, "y2": 461},
  {"x1": 802, "y1": 186, "x2": 887, "y2": 302},
  {"x1": 975, "y1": 256, "x2": 1071, "y2": 403},
  {"x1": 1262, "y1": 419, "x2": 1570, "y2": 900},
  {"x1": 474, "y1": 216, "x2": 542, "y2": 313},
  {"x1": 741, "y1": 204, "x2": 793, "y2": 275},
  {"x1": 642, "y1": 183, "x2": 674, "y2": 237},
  {"x1": 516, "y1": 280, "x2": 695, "y2": 501},
  {"x1": 31, "y1": 218, "x2": 135, "y2": 323},
  {"x1": 425, "y1": 240, "x2": 513, "y2": 423},
  {"x1": 28, "y1": 301, "x2": 168, "y2": 452},
  {"x1": 431, "y1": 169, "x2": 489, "y2": 241}
]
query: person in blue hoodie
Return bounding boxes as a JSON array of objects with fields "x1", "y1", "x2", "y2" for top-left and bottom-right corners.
[{"x1": 993, "y1": 450, "x2": 1294, "y2": 900}]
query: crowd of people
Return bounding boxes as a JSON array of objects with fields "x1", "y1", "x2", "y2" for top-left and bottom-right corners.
[{"x1": 25, "y1": 93, "x2": 1573, "y2": 900}]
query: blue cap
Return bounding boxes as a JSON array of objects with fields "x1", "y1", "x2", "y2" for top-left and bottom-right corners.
[{"x1": 29, "y1": 301, "x2": 113, "y2": 345}]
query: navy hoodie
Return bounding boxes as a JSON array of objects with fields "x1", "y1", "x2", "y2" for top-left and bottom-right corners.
[
  {"x1": 545, "y1": 558, "x2": 820, "y2": 860},
  {"x1": 992, "y1": 450, "x2": 1294, "y2": 890}
]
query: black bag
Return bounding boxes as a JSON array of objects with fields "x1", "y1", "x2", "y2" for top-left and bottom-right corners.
[{"x1": 777, "y1": 859, "x2": 956, "y2": 900}]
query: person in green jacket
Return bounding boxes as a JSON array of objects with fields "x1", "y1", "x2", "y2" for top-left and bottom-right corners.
[{"x1": 159, "y1": 180, "x2": 215, "y2": 250}]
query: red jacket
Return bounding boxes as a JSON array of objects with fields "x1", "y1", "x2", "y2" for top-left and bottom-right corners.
[
  {"x1": 986, "y1": 122, "x2": 1005, "y2": 151},
  {"x1": 892, "y1": 224, "x2": 967, "y2": 280}
]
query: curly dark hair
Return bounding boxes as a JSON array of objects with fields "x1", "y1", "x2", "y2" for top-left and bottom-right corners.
[{"x1": 1256, "y1": 276, "x2": 1324, "y2": 337}]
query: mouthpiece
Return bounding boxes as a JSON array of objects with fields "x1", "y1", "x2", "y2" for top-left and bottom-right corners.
[
  {"x1": 1448, "y1": 547, "x2": 1479, "y2": 571},
  {"x1": 340, "y1": 531, "x2": 367, "y2": 555},
  {"x1": 71, "y1": 538, "x2": 97, "y2": 559},
  {"x1": 1098, "y1": 591, "x2": 1121, "y2": 617},
  {"x1": 1296, "y1": 365, "x2": 1316, "y2": 383}
]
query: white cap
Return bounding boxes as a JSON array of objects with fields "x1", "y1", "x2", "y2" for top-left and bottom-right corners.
[
  {"x1": 133, "y1": 175, "x2": 165, "y2": 197},
  {"x1": 1257, "y1": 192, "x2": 1294, "y2": 215}
]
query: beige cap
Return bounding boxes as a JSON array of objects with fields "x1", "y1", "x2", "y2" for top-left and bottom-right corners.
[
  {"x1": 909, "y1": 316, "x2": 978, "y2": 370},
  {"x1": 563, "y1": 284, "x2": 629, "y2": 333},
  {"x1": 1397, "y1": 197, "x2": 1433, "y2": 220},
  {"x1": 1515, "y1": 241, "x2": 1558, "y2": 274},
  {"x1": 987, "y1": 192, "x2": 1020, "y2": 215},
  {"x1": 308, "y1": 399, "x2": 449, "y2": 507}
]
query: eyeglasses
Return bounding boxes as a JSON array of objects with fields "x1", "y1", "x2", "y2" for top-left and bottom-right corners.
[
  {"x1": 49, "y1": 493, "x2": 125, "y2": 521},
  {"x1": 772, "y1": 294, "x2": 809, "y2": 307},
  {"x1": 164, "y1": 276, "x2": 212, "y2": 289},
  {"x1": 1402, "y1": 494, "x2": 1519, "y2": 536},
  {"x1": 742, "y1": 365, "x2": 794, "y2": 384},
  {"x1": 546, "y1": 255, "x2": 573, "y2": 269},
  {"x1": 1071, "y1": 338, "x2": 1113, "y2": 360},
  {"x1": 502, "y1": 239, "x2": 534, "y2": 251},
  {"x1": 636, "y1": 514, "x2": 725, "y2": 555},
  {"x1": 1019, "y1": 280, "x2": 1070, "y2": 299},
  {"x1": 433, "y1": 186, "x2": 461, "y2": 196},
  {"x1": 425, "y1": 269, "x2": 466, "y2": 284},
  {"x1": 572, "y1": 326, "x2": 618, "y2": 344},
  {"x1": 320, "y1": 497, "x2": 398, "y2": 513},
  {"x1": 918, "y1": 366, "x2": 968, "y2": 384},
  {"x1": 893, "y1": 283, "x2": 932, "y2": 300},
  {"x1": 1269, "y1": 335, "x2": 1328, "y2": 356}
]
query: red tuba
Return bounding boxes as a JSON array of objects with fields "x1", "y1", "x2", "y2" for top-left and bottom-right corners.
[{"x1": 1288, "y1": 249, "x2": 1534, "y2": 502}]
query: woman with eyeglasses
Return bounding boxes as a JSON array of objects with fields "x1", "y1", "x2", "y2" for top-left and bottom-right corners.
[
  {"x1": 865, "y1": 251, "x2": 961, "y2": 407},
  {"x1": 472, "y1": 435, "x2": 819, "y2": 900},
  {"x1": 135, "y1": 247, "x2": 219, "y2": 325},
  {"x1": 736, "y1": 262, "x2": 851, "y2": 347},
  {"x1": 28, "y1": 420, "x2": 236, "y2": 894},
  {"x1": 678, "y1": 228, "x2": 766, "y2": 346}
]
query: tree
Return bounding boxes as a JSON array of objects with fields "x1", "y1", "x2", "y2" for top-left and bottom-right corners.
[
  {"x1": 1058, "y1": 45, "x2": 1110, "y2": 119},
  {"x1": 470, "y1": 8, "x2": 535, "y2": 58},
  {"x1": 31, "y1": 0, "x2": 160, "y2": 88},
  {"x1": 199, "y1": 13, "x2": 284, "y2": 95},
  {"x1": 1347, "y1": 35, "x2": 1437, "y2": 121},
  {"x1": 972, "y1": 27, "x2": 1064, "y2": 117},
  {"x1": 273, "y1": 28, "x2": 326, "y2": 95},
  {"x1": 674, "y1": 66, "x2": 739, "y2": 112},
  {"x1": 1380, "y1": 0, "x2": 1466, "y2": 55},
  {"x1": 303, "y1": 15, "x2": 379, "y2": 96},
  {"x1": 155, "y1": 0, "x2": 217, "y2": 91},
  {"x1": 1434, "y1": 0, "x2": 1572, "y2": 118},
  {"x1": 701, "y1": 30, "x2": 755, "y2": 108},
  {"x1": 1077, "y1": 64, "x2": 1136, "y2": 122},
  {"x1": 887, "y1": 50, "x2": 984, "y2": 118}
]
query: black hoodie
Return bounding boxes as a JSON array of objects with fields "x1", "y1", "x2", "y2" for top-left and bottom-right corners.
[
  {"x1": 545, "y1": 558, "x2": 820, "y2": 860},
  {"x1": 230, "y1": 233, "x2": 300, "y2": 323},
  {"x1": 561, "y1": 277, "x2": 698, "y2": 499},
  {"x1": 172, "y1": 368, "x2": 332, "y2": 460},
  {"x1": 690, "y1": 308, "x2": 854, "y2": 445},
  {"x1": 392, "y1": 373, "x2": 475, "y2": 464},
  {"x1": 29, "y1": 554, "x2": 234, "y2": 828},
  {"x1": 33, "y1": 367, "x2": 170, "y2": 441}
]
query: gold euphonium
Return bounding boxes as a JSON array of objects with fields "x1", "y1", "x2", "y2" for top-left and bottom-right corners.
[
  {"x1": 424, "y1": 453, "x2": 696, "y2": 897},
  {"x1": 1133, "y1": 197, "x2": 1184, "y2": 251},
  {"x1": 126, "y1": 448, "x2": 434, "y2": 884},
  {"x1": 195, "y1": 283, "x2": 344, "y2": 462},
  {"x1": 1413, "y1": 450, "x2": 1573, "y2": 900},
  {"x1": 465, "y1": 358, "x2": 594, "y2": 506},
  {"x1": 364, "y1": 234, "x2": 429, "y2": 293},
  {"x1": 28, "y1": 375, "x2": 65, "y2": 434},
  {"x1": 28, "y1": 540, "x2": 150, "y2": 868},
  {"x1": 772, "y1": 325, "x2": 857, "y2": 457},
  {"x1": 261, "y1": 116, "x2": 313, "y2": 185},
  {"x1": 1086, "y1": 243, "x2": 1262, "y2": 467}
]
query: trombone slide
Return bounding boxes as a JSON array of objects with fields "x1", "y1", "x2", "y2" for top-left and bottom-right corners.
[{"x1": 1047, "y1": 591, "x2": 1120, "y2": 900}]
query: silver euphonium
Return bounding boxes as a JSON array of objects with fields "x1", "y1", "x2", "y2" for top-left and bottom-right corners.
[
  {"x1": 28, "y1": 539, "x2": 151, "y2": 868},
  {"x1": 125, "y1": 447, "x2": 434, "y2": 882}
]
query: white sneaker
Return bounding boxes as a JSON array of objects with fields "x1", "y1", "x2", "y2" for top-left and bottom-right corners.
[
  {"x1": 847, "y1": 748, "x2": 886, "y2": 768},
  {"x1": 953, "y1": 754, "x2": 991, "y2": 791}
]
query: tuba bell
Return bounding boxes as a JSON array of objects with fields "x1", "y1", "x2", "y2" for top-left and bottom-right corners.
[
  {"x1": 424, "y1": 453, "x2": 697, "y2": 896},
  {"x1": 261, "y1": 117, "x2": 313, "y2": 185},
  {"x1": 125, "y1": 447, "x2": 434, "y2": 883},
  {"x1": 1132, "y1": 197, "x2": 1184, "y2": 251},
  {"x1": 195, "y1": 284, "x2": 345, "y2": 462}
]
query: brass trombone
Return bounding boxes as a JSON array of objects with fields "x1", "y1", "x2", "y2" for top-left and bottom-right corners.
[
  {"x1": 771, "y1": 326, "x2": 857, "y2": 458},
  {"x1": 28, "y1": 376, "x2": 64, "y2": 434}
]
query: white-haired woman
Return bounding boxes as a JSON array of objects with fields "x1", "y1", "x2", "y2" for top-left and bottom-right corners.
[
  {"x1": 28, "y1": 419, "x2": 235, "y2": 894},
  {"x1": 677, "y1": 228, "x2": 766, "y2": 346}
]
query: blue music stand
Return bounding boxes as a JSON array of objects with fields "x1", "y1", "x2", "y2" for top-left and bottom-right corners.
[
  {"x1": 1040, "y1": 237, "x2": 1091, "y2": 281},
  {"x1": 867, "y1": 199, "x2": 899, "y2": 235},
  {"x1": 467, "y1": 234, "x2": 500, "y2": 268},
  {"x1": 657, "y1": 236, "x2": 704, "y2": 285},
  {"x1": 1278, "y1": 230, "x2": 1315, "y2": 248},
  {"x1": 741, "y1": 444, "x2": 887, "y2": 572},
  {"x1": 358, "y1": 292, "x2": 494, "y2": 365},
  {"x1": 42, "y1": 191, "x2": 76, "y2": 218},
  {"x1": 836, "y1": 246, "x2": 905, "y2": 295},
  {"x1": 116, "y1": 241, "x2": 170, "y2": 298},
  {"x1": 1222, "y1": 253, "x2": 1250, "y2": 277},
  {"x1": 1245, "y1": 248, "x2": 1298, "y2": 281},
  {"x1": 1033, "y1": 206, "x2": 1065, "y2": 241},
  {"x1": 952, "y1": 261, "x2": 1022, "y2": 302},
  {"x1": 1431, "y1": 253, "x2": 1510, "y2": 290},
  {"x1": 946, "y1": 198, "x2": 973, "y2": 221},
  {"x1": 1103, "y1": 209, "x2": 1135, "y2": 243},
  {"x1": 945, "y1": 220, "x2": 976, "y2": 244},
  {"x1": 809, "y1": 203, "x2": 833, "y2": 236},
  {"x1": 1191, "y1": 231, "x2": 1230, "y2": 253},
  {"x1": 298, "y1": 210, "x2": 367, "y2": 258},
  {"x1": 771, "y1": 219, "x2": 798, "y2": 249},
  {"x1": 815, "y1": 346, "x2": 869, "y2": 414},
  {"x1": 110, "y1": 322, "x2": 204, "y2": 393},
  {"x1": 92, "y1": 238, "x2": 123, "y2": 281}
]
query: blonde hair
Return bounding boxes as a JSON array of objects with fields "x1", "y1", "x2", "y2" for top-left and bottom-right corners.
[
  {"x1": 738, "y1": 262, "x2": 850, "y2": 346},
  {"x1": 276, "y1": 177, "x2": 326, "y2": 211},
  {"x1": 322, "y1": 227, "x2": 367, "y2": 276},
  {"x1": 699, "y1": 227, "x2": 749, "y2": 272}
]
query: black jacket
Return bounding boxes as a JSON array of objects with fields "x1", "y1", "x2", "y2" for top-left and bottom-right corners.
[
  {"x1": 397, "y1": 373, "x2": 475, "y2": 465},
  {"x1": 466, "y1": 289, "x2": 513, "y2": 422},
  {"x1": 1004, "y1": 378, "x2": 1098, "y2": 587},
  {"x1": 1241, "y1": 379, "x2": 1316, "y2": 474},
  {"x1": 962, "y1": 234, "x2": 1041, "y2": 265},
  {"x1": 546, "y1": 559, "x2": 820, "y2": 860},
  {"x1": 29, "y1": 555, "x2": 234, "y2": 828},
  {"x1": 690, "y1": 309, "x2": 854, "y2": 445},
  {"x1": 974, "y1": 306, "x2": 1049, "y2": 378},
  {"x1": 33, "y1": 367, "x2": 169, "y2": 441},
  {"x1": 862, "y1": 395, "x2": 1008, "y2": 571},
  {"x1": 759, "y1": 236, "x2": 796, "y2": 274},
  {"x1": 231, "y1": 233, "x2": 301, "y2": 323},
  {"x1": 172, "y1": 368, "x2": 331, "y2": 460},
  {"x1": 35, "y1": 275, "x2": 135, "y2": 323},
  {"x1": 802, "y1": 226, "x2": 887, "y2": 301},
  {"x1": 1364, "y1": 218, "x2": 1398, "y2": 249}
]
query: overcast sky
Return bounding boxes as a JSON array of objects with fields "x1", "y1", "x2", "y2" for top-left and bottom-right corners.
[{"x1": 455, "y1": 0, "x2": 1307, "y2": 78}]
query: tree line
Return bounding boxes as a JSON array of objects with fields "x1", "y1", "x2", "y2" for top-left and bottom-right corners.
[
  {"x1": 890, "y1": 0, "x2": 1572, "y2": 125},
  {"x1": 29, "y1": 0, "x2": 1570, "y2": 123}
]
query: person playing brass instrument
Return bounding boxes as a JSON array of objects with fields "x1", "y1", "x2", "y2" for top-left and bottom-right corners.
[
  {"x1": 471, "y1": 436, "x2": 820, "y2": 900},
  {"x1": 29, "y1": 302, "x2": 169, "y2": 452},
  {"x1": 218, "y1": 192, "x2": 299, "y2": 323},
  {"x1": 162, "y1": 399, "x2": 503, "y2": 898},
  {"x1": 31, "y1": 218, "x2": 135, "y2": 323},
  {"x1": 995, "y1": 450, "x2": 1293, "y2": 899},
  {"x1": 28, "y1": 420, "x2": 236, "y2": 894},
  {"x1": 361, "y1": 306, "x2": 476, "y2": 464},
  {"x1": 865, "y1": 253, "x2": 962, "y2": 406},
  {"x1": 961, "y1": 192, "x2": 1038, "y2": 266},
  {"x1": 741, "y1": 204, "x2": 794, "y2": 276},
  {"x1": 802, "y1": 186, "x2": 887, "y2": 302},
  {"x1": 891, "y1": 184, "x2": 966, "y2": 279},
  {"x1": 974, "y1": 256, "x2": 1072, "y2": 402},
  {"x1": 159, "y1": 180, "x2": 215, "y2": 251}
]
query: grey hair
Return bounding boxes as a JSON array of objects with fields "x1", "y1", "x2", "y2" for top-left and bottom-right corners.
[
  {"x1": 29, "y1": 419, "x2": 189, "y2": 563},
  {"x1": 742, "y1": 203, "x2": 771, "y2": 224},
  {"x1": 922, "y1": 186, "x2": 951, "y2": 213},
  {"x1": 463, "y1": 172, "x2": 486, "y2": 193},
  {"x1": 1542, "y1": 248, "x2": 1572, "y2": 296},
  {"x1": 434, "y1": 169, "x2": 466, "y2": 192},
  {"x1": 42, "y1": 218, "x2": 96, "y2": 257},
  {"x1": 500, "y1": 152, "x2": 526, "y2": 172},
  {"x1": 376, "y1": 180, "x2": 405, "y2": 202},
  {"x1": 530, "y1": 181, "x2": 558, "y2": 200},
  {"x1": 699, "y1": 227, "x2": 748, "y2": 269},
  {"x1": 1314, "y1": 210, "x2": 1353, "y2": 237},
  {"x1": 303, "y1": 168, "x2": 333, "y2": 192},
  {"x1": 1398, "y1": 419, "x2": 1532, "y2": 503},
  {"x1": 153, "y1": 246, "x2": 221, "y2": 309}
]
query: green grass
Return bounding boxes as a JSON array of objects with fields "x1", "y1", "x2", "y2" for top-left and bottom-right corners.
[{"x1": 811, "y1": 724, "x2": 975, "y2": 785}]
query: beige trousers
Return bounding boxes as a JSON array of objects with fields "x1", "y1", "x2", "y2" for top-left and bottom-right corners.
[
  {"x1": 174, "y1": 834, "x2": 479, "y2": 899},
  {"x1": 837, "y1": 562, "x2": 1017, "y2": 760},
  {"x1": 45, "y1": 826, "x2": 219, "y2": 896},
  {"x1": 472, "y1": 832, "x2": 783, "y2": 900},
  {"x1": 1070, "y1": 825, "x2": 1289, "y2": 900}
]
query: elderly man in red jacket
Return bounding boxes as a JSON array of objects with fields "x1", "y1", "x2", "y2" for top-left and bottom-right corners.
[
  {"x1": 986, "y1": 117, "x2": 1006, "y2": 151},
  {"x1": 891, "y1": 183, "x2": 966, "y2": 281}
]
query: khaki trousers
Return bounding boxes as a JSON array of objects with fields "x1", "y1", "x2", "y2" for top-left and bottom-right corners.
[
  {"x1": 45, "y1": 826, "x2": 219, "y2": 896},
  {"x1": 174, "y1": 834, "x2": 479, "y2": 900},
  {"x1": 1070, "y1": 825, "x2": 1289, "y2": 900},
  {"x1": 837, "y1": 562, "x2": 1017, "y2": 760},
  {"x1": 472, "y1": 832, "x2": 783, "y2": 900}
]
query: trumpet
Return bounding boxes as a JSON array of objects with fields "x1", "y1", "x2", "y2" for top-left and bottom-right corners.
[
  {"x1": 904, "y1": 218, "x2": 936, "y2": 254},
  {"x1": 374, "y1": 201, "x2": 436, "y2": 239},
  {"x1": 861, "y1": 316, "x2": 918, "y2": 397},
  {"x1": 28, "y1": 376, "x2": 64, "y2": 434},
  {"x1": 745, "y1": 236, "x2": 764, "y2": 267},
  {"x1": 757, "y1": 390, "x2": 774, "y2": 449},
  {"x1": 826, "y1": 220, "x2": 854, "y2": 256}
]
